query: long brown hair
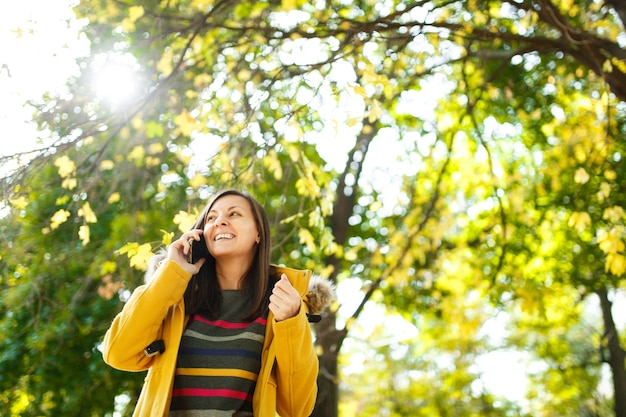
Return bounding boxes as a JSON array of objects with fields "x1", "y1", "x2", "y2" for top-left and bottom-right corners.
[{"x1": 183, "y1": 189, "x2": 274, "y2": 320}]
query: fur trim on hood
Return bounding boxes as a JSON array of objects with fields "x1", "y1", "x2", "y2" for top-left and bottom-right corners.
[
  {"x1": 145, "y1": 249, "x2": 168, "y2": 283},
  {"x1": 145, "y1": 250, "x2": 335, "y2": 317},
  {"x1": 305, "y1": 274, "x2": 335, "y2": 316}
]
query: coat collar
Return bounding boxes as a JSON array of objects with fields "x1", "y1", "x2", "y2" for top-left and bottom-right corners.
[{"x1": 270, "y1": 264, "x2": 312, "y2": 296}]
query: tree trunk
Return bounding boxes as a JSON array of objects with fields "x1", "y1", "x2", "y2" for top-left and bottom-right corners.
[
  {"x1": 311, "y1": 310, "x2": 346, "y2": 417},
  {"x1": 597, "y1": 288, "x2": 626, "y2": 417},
  {"x1": 311, "y1": 121, "x2": 376, "y2": 416}
]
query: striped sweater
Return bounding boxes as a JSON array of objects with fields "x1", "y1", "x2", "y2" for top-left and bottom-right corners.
[{"x1": 169, "y1": 290, "x2": 266, "y2": 417}]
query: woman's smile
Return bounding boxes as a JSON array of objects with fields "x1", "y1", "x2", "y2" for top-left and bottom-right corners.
[{"x1": 214, "y1": 233, "x2": 235, "y2": 241}]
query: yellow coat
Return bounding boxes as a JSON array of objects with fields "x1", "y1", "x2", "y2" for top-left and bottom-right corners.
[{"x1": 102, "y1": 260, "x2": 319, "y2": 417}]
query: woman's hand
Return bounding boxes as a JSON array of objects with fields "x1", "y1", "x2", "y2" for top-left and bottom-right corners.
[
  {"x1": 167, "y1": 230, "x2": 206, "y2": 274},
  {"x1": 269, "y1": 274, "x2": 301, "y2": 322}
]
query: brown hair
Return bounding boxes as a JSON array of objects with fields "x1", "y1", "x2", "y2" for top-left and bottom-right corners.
[{"x1": 183, "y1": 189, "x2": 275, "y2": 320}]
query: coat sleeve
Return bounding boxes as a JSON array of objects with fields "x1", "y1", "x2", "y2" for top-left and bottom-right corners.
[
  {"x1": 272, "y1": 302, "x2": 319, "y2": 417},
  {"x1": 101, "y1": 260, "x2": 191, "y2": 372}
]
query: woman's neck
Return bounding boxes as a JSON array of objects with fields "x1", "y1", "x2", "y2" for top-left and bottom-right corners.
[{"x1": 215, "y1": 258, "x2": 251, "y2": 290}]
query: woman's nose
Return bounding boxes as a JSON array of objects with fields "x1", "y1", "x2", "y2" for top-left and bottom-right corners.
[{"x1": 214, "y1": 214, "x2": 228, "y2": 225}]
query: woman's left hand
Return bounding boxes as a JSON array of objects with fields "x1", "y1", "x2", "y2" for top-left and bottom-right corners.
[{"x1": 269, "y1": 274, "x2": 301, "y2": 322}]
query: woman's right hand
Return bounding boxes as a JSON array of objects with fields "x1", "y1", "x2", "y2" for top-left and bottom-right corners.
[{"x1": 167, "y1": 229, "x2": 206, "y2": 274}]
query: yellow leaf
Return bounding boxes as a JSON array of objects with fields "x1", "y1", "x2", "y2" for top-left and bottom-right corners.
[
  {"x1": 308, "y1": 209, "x2": 322, "y2": 228},
  {"x1": 119, "y1": 127, "x2": 131, "y2": 139},
  {"x1": 62, "y1": 178, "x2": 77, "y2": 190},
  {"x1": 606, "y1": 253, "x2": 626, "y2": 276},
  {"x1": 78, "y1": 225, "x2": 90, "y2": 245},
  {"x1": 128, "y1": 5, "x2": 144, "y2": 21},
  {"x1": 100, "y1": 160, "x2": 115, "y2": 170},
  {"x1": 174, "y1": 210, "x2": 198, "y2": 233},
  {"x1": 518, "y1": 287, "x2": 539, "y2": 314},
  {"x1": 118, "y1": 242, "x2": 154, "y2": 271},
  {"x1": 597, "y1": 228, "x2": 625, "y2": 254},
  {"x1": 121, "y1": 22, "x2": 134, "y2": 33},
  {"x1": 263, "y1": 151, "x2": 283, "y2": 180},
  {"x1": 145, "y1": 156, "x2": 160, "y2": 168},
  {"x1": 369, "y1": 200, "x2": 383, "y2": 212},
  {"x1": 191, "y1": 0, "x2": 213, "y2": 10},
  {"x1": 149, "y1": 143, "x2": 165, "y2": 154},
  {"x1": 100, "y1": 261, "x2": 117, "y2": 275},
  {"x1": 7, "y1": 391, "x2": 29, "y2": 415},
  {"x1": 344, "y1": 247, "x2": 358, "y2": 261},
  {"x1": 128, "y1": 145, "x2": 145, "y2": 163},
  {"x1": 50, "y1": 209, "x2": 71, "y2": 230},
  {"x1": 281, "y1": 0, "x2": 298, "y2": 11},
  {"x1": 345, "y1": 316, "x2": 356, "y2": 331},
  {"x1": 319, "y1": 264, "x2": 334, "y2": 278},
  {"x1": 238, "y1": 69, "x2": 251, "y2": 81},
  {"x1": 121, "y1": 5, "x2": 143, "y2": 33},
  {"x1": 78, "y1": 202, "x2": 98, "y2": 223},
  {"x1": 613, "y1": 57, "x2": 626, "y2": 74},
  {"x1": 280, "y1": 213, "x2": 304, "y2": 224},
  {"x1": 345, "y1": 117, "x2": 361, "y2": 127},
  {"x1": 108, "y1": 192, "x2": 121, "y2": 204},
  {"x1": 605, "y1": 170, "x2": 617, "y2": 181},
  {"x1": 568, "y1": 211, "x2": 591, "y2": 232},
  {"x1": 161, "y1": 229, "x2": 175, "y2": 245},
  {"x1": 54, "y1": 155, "x2": 76, "y2": 178},
  {"x1": 295, "y1": 175, "x2": 321, "y2": 197},
  {"x1": 298, "y1": 229, "x2": 316, "y2": 251},
  {"x1": 574, "y1": 167, "x2": 589, "y2": 184},
  {"x1": 320, "y1": 195, "x2": 333, "y2": 217},
  {"x1": 351, "y1": 84, "x2": 367, "y2": 98},
  {"x1": 56, "y1": 195, "x2": 69, "y2": 205},
  {"x1": 368, "y1": 99, "x2": 383, "y2": 123},
  {"x1": 131, "y1": 115, "x2": 144, "y2": 130},
  {"x1": 573, "y1": 144, "x2": 587, "y2": 163},
  {"x1": 437, "y1": 113, "x2": 454, "y2": 131},
  {"x1": 118, "y1": 242, "x2": 139, "y2": 255},
  {"x1": 597, "y1": 182, "x2": 611, "y2": 202},
  {"x1": 189, "y1": 173, "x2": 207, "y2": 189},
  {"x1": 603, "y1": 206, "x2": 625, "y2": 223},
  {"x1": 129, "y1": 243, "x2": 153, "y2": 270},
  {"x1": 157, "y1": 48, "x2": 174, "y2": 76},
  {"x1": 286, "y1": 118, "x2": 304, "y2": 140},
  {"x1": 173, "y1": 109, "x2": 199, "y2": 136},
  {"x1": 436, "y1": 274, "x2": 466, "y2": 296},
  {"x1": 540, "y1": 121, "x2": 555, "y2": 139},
  {"x1": 9, "y1": 196, "x2": 28, "y2": 209},
  {"x1": 193, "y1": 73, "x2": 213, "y2": 89}
]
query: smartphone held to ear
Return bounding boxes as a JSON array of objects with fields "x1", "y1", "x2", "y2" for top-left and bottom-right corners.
[{"x1": 187, "y1": 233, "x2": 209, "y2": 263}]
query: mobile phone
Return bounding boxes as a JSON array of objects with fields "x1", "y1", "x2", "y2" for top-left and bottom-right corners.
[{"x1": 187, "y1": 233, "x2": 209, "y2": 263}]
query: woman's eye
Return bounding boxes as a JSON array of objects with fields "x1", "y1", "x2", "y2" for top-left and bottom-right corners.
[{"x1": 230, "y1": 212, "x2": 240, "y2": 217}]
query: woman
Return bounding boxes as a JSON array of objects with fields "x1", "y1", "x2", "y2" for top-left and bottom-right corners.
[{"x1": 103, "y1": 190, "x2": 332, "y2": 417}]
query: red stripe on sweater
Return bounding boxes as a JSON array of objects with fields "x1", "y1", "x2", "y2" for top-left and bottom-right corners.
[
  {"x1": 172, "y1": 388, "x2": 252, "y2": 401},
  {"x1": 194, "y1": 315, "x2": 267, "y2": 329}
]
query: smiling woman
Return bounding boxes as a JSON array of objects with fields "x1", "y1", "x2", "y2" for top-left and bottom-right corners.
[
  {"x1": 91, "y1": 52, "x2": 144, "y2": 107},
  {"x1": 102, "y1": 189, "x2": 323, "y2": 417}
]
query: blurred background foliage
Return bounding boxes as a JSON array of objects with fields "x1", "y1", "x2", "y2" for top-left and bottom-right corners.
[{"x1": 1, "y1": 0, "x2": 626, "y2": 416}]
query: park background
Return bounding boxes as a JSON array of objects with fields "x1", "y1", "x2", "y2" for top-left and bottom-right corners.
[{"x1": 1, "y1": 0, "x2": 626, "y2": 416}]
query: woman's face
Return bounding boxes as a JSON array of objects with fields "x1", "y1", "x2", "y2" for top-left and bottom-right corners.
[{"x1": 203, "y1": 194, "x2": 260, "y2": 262}]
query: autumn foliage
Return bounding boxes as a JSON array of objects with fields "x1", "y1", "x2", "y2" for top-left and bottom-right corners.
[{"x1": 1, "y1": 1, "x2": 626, "y2": 416}]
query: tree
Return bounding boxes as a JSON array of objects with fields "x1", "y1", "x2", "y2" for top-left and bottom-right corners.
[{"x1": 2, "y1": 0, "x2": 626, "y2": 416}]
